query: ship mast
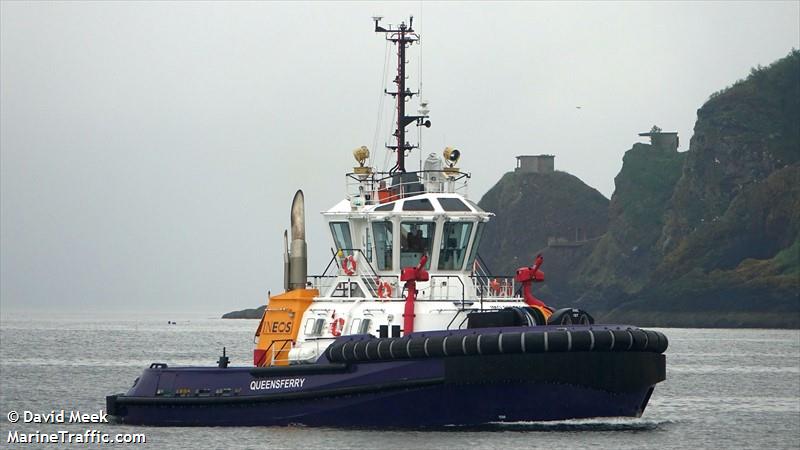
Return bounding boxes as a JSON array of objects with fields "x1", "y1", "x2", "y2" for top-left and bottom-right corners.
[{"x1": 374, "y1": 16, "x2": 431, "y2": 174}]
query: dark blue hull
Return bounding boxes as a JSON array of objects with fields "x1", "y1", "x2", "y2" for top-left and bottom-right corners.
[
  {"x1": 113, "y1": 379, "x2": 655, "y2": 427},
  {"x1": 108, "y1": 326, "x2": 667, "y2": 427}
]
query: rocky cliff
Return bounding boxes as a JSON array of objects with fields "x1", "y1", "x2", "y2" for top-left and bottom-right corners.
[
  {"x1": 616, "y1": 50, "x2": 800, "y2": 327},
  {"x1": 477, "y1": 50, "x2": 799, "y2": 327},
  {"x1": 476, "y1": 170, "x2": 609, "y2": 280}
]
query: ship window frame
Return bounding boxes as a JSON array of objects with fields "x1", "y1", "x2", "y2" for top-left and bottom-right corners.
[
  {"x1": 364, "y1": 226, "x2": 373, "y2": 262},
  {"x1": 402, "y1": 198, "x2": 435, "y2": 211},
  {"x1": 329, "y1": 222, "x2": 353, "y2": 255},
  {"x1": 399, "y1": 221, "x2": 435, "y2": 269},
  {"x1": 438, "y1": 221, "x2": 474, "y2": 270},
  {"x1": 359, "y1": 318, "x2": 372, "y2": 334},
  {"x1": 349, "y1": 318, "x2": 362, "y2": 335},
  {"x1": 438, "y1": 198, "x2": 472, "y2": 212},
  {"x1": 372, "y1": 221, "x2": 394, "y2": 271},
  {"x1": 465, "y1": 222, "x2": 485, "y2": 270},
  {"x1": 304, "y1": 318, "x2": 316, "y2": 335},
  {"x1": 312, "y1": 318, "x2": 326, "y2": 336}
]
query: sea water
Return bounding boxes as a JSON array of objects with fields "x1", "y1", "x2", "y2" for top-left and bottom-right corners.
[{"x1": 1, "y1": 317, "x2": 798, "y2": 449}]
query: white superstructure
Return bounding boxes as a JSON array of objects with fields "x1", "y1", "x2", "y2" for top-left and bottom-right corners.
[
  {"x1": 256, "y1": 17, "x2": 548, "y2": 367},
  {"x1": 286, "y1": 169, "x2": 531, "y2": 364}
]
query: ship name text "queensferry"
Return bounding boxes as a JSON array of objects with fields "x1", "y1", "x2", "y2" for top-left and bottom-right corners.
[{"x1": 249, "y1": 378, "x2": 306, "y2": 391}]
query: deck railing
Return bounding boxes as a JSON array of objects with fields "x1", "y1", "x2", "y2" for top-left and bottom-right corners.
[{"x1": 345, "y1": 170, "x2": 470, "y2": 206}]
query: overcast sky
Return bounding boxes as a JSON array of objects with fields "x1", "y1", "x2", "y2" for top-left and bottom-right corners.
[{"x1": 2, "y1": 1, "x2": 798, "y2": 316}]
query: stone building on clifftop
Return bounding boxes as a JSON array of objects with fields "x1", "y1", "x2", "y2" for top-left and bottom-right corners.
[
  {"x1": 639, "y1": 125, "x2": 679, "y2": 151},
  {"x1": 515, "y1": 154, "x2": 555, "y2": 173}
]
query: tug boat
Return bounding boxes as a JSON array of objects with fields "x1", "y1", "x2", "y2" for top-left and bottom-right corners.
[{"x1": 106, "y1": 17, "x2": 667, "y2": 427}]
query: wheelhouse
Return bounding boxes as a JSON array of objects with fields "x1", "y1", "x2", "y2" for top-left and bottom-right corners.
[{"x1": 323, "y1": 192, "x2": 492, "y2": 276}]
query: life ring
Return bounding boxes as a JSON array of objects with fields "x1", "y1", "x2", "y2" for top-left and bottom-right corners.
[
  {"x1": 489, "y1": 278, "x2": 502, "y2": 295},
  {"x1": 329, "y1": 317, "x2": 345, "y2": 337},
  {"x1": 343, "y1": 255, "x2": 357, "y2": 276},
  {"x1": 377, "y1": 281, "x2": 393, "y2": 299}
]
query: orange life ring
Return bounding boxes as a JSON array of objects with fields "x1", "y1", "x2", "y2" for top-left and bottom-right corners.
[
  {"x1": 489, "y1": 278, "x2": 501, "y2": 295},
  {"x1": 377, "y1": 281, "x2": 393, "y2": 299},
  {"x1": 329, "y1": 317, "x2": 345, "y2": 336},
  {"x1": 343, "y1": 255, "x2": 357, "y2": 276}
]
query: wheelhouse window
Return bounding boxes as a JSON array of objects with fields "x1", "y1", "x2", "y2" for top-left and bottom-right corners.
[
  {"x1": 329, "y1": 222, "x2": 353, "y2": 255},
  {"x1": 400, "y1": 222, "x2": 435, "y2": 269},
  {"x1": 438, "y1": 222, "x2": 474, "y2": 270},
  {"x1": 364, "y1": 227, "x2": 373, "y2": 262},
  {"x1": 438, "y1": 198, "x2": 472, "y2": 212},
  {"x1": 372, "y1": 222, "x2": 393, "y2": 271},
  {"x1": 374, "y1": 203, "x2": 395, "y2": 212},
  {"x1": 402, "y1": 199, "x2": 434, "y2": 211},
  {"x1": 466, "y1": 222, "x2": 485, "y2": 270}
]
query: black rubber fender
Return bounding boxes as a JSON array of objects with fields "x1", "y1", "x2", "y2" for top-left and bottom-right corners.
[
  {"x1": 463, "y1": 334, "x2": 480, "y2": 355},
  {"x1": 408, "y1": 337, "x2": 427, "y2": 359},
  {"x1": 644, "y1": 330, "x2": 668, "y2": 353},
  {"x1": 523, "y1": 331, "x2": 546, "y2": 353},
  {"x1": 325, "y1": 327, "x2": 669, "y2": 363},
  {"x1": 376, "y1": 339, "x2": 390, "y2": 360},
  {"x1": 499, "y1": 332, "x2": 523, "y2": 354},
  {"x1": 570, "y1": 330, "x2": 593, "y2": 351},
  {"x1": 630, "y1": 329, "x2": 649, "y2": 351},
  {"x1": 478, "y1": 333, "x2": 502, "y2": 355},
  {"x1": 389, "y1": 337, "x2": 411, "y2": 359},
  {"x1": 611, "y1": 329, "x2": 633, "y2": 351},
  {"x1": 444, "y1": 335, "x2": 465, "y2": 356},
  {"x1": 547, "y1": 308, "x2": 595, "y2": 326},
  {"x1": 547, "y1": 331, "x2": 570, "y2": 352},
  {"x1": 592, "y1": 329, "x2": 614, "y2": 351},
  {"x1": 523, "y1": 307, "x2": 547, "y2": 326},
  {"x1": 347, "y1": 341, "x2": 359, "y2": 360},
  {"x1": 425, "y1": 336, "x2": 447, "y2": 357},
  {"x1": 364, "y1": 340, "x2": 379, "y2": 360},
  {"x1": 353, "y1": 341, "x2": 367, "y2": 361}
]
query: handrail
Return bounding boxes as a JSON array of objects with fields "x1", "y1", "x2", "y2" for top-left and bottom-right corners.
[
  {"x1": 320, "y1": 248, "x2": 380, "y2": 276},
  {"x1": 345, "y1": 170, "x2": 471, "y2": 205},
  {"x1": 321, "y1": 248, "x2": 339, "y2": 276},
  {"x1": 470, "y1": 274, "x2": 516, "y2": 299},
  {"x1": 475, "y1": 253, "x2": 494, "y2": 276},
  {"x1": 446, "y1": 310, "x2": 463, "y2": 330},
  {"x1": 314, "y1": 248, "x2": 401, "y2": 299},
  {"x1": 255, "y1": 338, "x2": 294, "y2": 367},
  {"x1": 429, "y1": 275, "x2": 465, "y2": 306}
]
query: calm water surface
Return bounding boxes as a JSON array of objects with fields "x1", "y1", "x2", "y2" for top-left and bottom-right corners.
[{"x1": 1, "y1": 317, "x2": 798, "y2": 449}]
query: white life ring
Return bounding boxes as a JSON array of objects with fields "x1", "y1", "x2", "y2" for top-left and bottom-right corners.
[
  {"x1": 343, "y1": 255, "x2": 357, "y2": 276},
  {"x1": 329, "y1": 317, "x2": 345, "y2": 337}
]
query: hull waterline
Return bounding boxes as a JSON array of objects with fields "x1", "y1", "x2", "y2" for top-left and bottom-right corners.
[{"x1": 108, "y1": 336, "x2": 666, "y2": 427}]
